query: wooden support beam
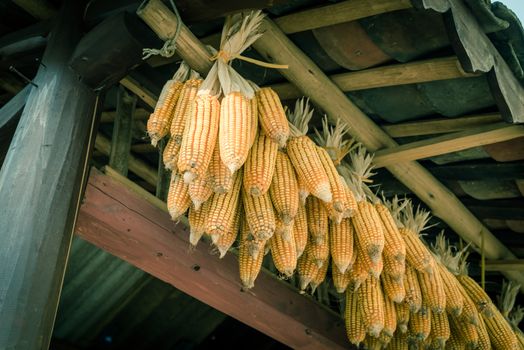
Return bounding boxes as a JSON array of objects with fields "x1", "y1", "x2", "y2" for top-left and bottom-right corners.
[
  {"x1": 155, "y1": 139, "x2": 170, "y2": 201},
  {"x1": 109, "y1": 87, "x2": 136, "y2": 176},
  {"x1": 274, "y1": 0, "x2": 412, "y2": 34},
  {"x1": 95, "y1": 134, "x2": 157, "y2": 187},
  {"x1": 120, "y1": 76, "x2": 157, "y2": 108},
  {"x1": 76, "y1": 168, "x2": 349, "y2": 350},
  {"x1": 100, "y1": 108, "x2": 149, "y2": 123},
  {"x1": 381, "y1": 113, "x2": 501, "y2": 138},
  {"x1": 373, "y1": 122, "x2": 524, "y2": 168},
  {"x1": 0, "y1": 1, "x2": 97, "y2": 348},
  {"x1": 485, "y1": 260, "x2": 524, "y2": 272},
  {"x1": 130, "y1": 143, "x2": 156, "y2": 154},
  {"x1": 12, "y1": 0, "x2": 57, "y2": 20},
  {"x1": 0, "y1": 84, "x2": 31, "y2": 132},
  {"x1": 270, "y1": 56, "x2": 477, "y2": 99}
]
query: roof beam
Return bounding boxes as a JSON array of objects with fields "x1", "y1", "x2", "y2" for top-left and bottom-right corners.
[
  {"x1": 136, "y1": 0, "x2": 524, "y2": 289},
  {"x1": 0, "y1": 84, "x2": 31, "y2": 132},
  {"x1": 270, "y1": 56, "x2": 478, "y2": 99},
  {"x1": 76, "y1": 168, "x2": 349, "y2": 350},
  {"x1": 373, "y1": 122, "x2": 524, "y2": 168},
  {"x1": 12, "y1": 0, "x2": 57, "y2": 20},
  {"x1": 485, "y1": 260, "x2": 524, "y2": 272}
]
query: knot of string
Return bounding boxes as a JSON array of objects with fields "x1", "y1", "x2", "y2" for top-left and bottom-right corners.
[{"x1": 142, "y1": 0, "x2": 182, "y2": 60}]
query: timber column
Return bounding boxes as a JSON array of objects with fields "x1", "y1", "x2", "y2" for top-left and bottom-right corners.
[{"x1": 0, "y1": 1, "x2": 97, "y2": 349}]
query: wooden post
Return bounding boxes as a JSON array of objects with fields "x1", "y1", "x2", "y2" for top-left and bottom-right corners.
[
  {"x1": 109, "y1": 86, "x2": 136, "y2": 176},
  {"x1": 0, "y1": 1, "x2": 98, "y2": 349}
]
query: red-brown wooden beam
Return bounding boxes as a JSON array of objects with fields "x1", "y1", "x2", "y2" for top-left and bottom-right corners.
[{"x1": 75, "y1": 168, "x2": 350, "y2": 350}]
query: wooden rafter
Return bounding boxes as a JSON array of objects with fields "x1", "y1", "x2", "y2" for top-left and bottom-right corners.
[
  {"x1": 76, "y1": 168, "x2": 349, "y2": 350},
  {"x1": 373, "y1": 122, "x2": 524, "y2": 168},
  {"x1": 136, "y1": 0, "x2": 524, "y2": 289},
  {"x1": 485, "y1": 260, "x2": 524, "y2": 272},
  {"x1": 12, "y1": 0, "x2": 57, "y2": 20}
]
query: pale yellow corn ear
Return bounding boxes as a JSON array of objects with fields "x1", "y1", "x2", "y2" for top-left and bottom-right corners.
[
  {"x1": 330, "y1": 218, "x2": 354, "y2": 273},
  {"x1": 269, "y1": 219, "x2": 297, "y2": 277},
  {"x1": 458, "y1": 285, "x2": 480, "y2": 326},
  {"x1": 378, "y1": 332, "x2": 392, "y2": 348},
  {"x1": 293, "y1": 205, "x2": 308, "y2": 258},
  {"x1": 389, "y1": 331, "x2": 409, "y2": 349},
  {"x1": 305, "y1": 196, "x2": 328, "y2": 244},
  {"x1": 345, "y1": 289, "x2": 366, "y2": 346},
  {"x1": 316, "y1": 146, "x2": 356, "y2": 217},
  {"x1": 188, "y1": 177, "x2": 213, "y2": 210},
  {"x1": 476, "y1": 315, "x2": 491, "y2": 350},
  {"x1": 404, "y1": 264, "x2": 423, "y2": 313},
  {"x1": 297, "y1": 175, "x2": 310, "y2": 205},
  {"x1": 167, "y1": 173, "x2": 191, "y2": 220},
  {"x1": 163, "y1": 136, "x2": 181, "y2": 170},
  {"x1": 447, "y1": 326, "x2": 467, "y2": 350},
  {"x1": 148, "y1": 80, "x2": 184, "y2": 146},
  {"x1": 382, "y1": 291, "x2": 397, "y2": 338},
  {"x1": 243, "y1": 131, "x2": 278, "y2": 196},
  {"x1": 381, "y1": 273, "x2": 405, "y2": 303},
  {"x1": 206, "y1": 170, "x2": 242, "y2": 244},
  {"x1": 249, "y1": 96, "x2": 258, "y2": 147},
  {"x1": 332, "y1": 261, "x2": 351, "y2": 293},
  {"x1": 355, "y1": 231, "x2": 383, "y2": 279},
  {"x1": 357, "y1": 276, "x2": 385, "y2": 337},
  {"x1": 219, "y1": 92, "x2": 255, "y2": 173},
  {"x1": 269, "y1": 151, "x2": 300, "y2": 224},
  {"x1": 287, "y1": 135, "x2": 332, "y2": 203},
  {"x1": 309, "y1": 256, "x2": 329, "y2": 292},
  {"x1": 188, "y1": 205, "x2": 207, "y2": 247},
  {"x1": 449, "y1": 312, "x2": 479, "y2": 349},
  {"x1": 297, "y1": 252, "x2": 320, "y2": 291},
  {"x1": 323, "y1": 201, "x2": 344, "y2": 224},
  {"x1": 256, "y1": 87, "x2": 289, "y2": 147},
  {"x1": 417, "y1": 266, "x2": 446, "y2": 314},
  {"x1": 169, "y1": 79, "x2": 202, "y2": 146},
  {"x1": 178, "y1": 93, "x2": 220, "y2": 183},
  {"x1": 375, "y1": 202, "x2": 406, "y2": 265},
  {"x1": 243, "y1": 189, "x2": 276, "y2": 241},
  {"x1": 399, "y1": 227, "x2": 433, "y2": 274},
  {"x1": 457, "y1": 274, "x2": 495, "y2": 318},
  {"x1": 363, "y1": 335, "x2": 382, "y2": 350},
  {"x1": 408, "y1": 305, "x2": 431, "y2": 342},
  {"x1": 482, "y1": 306, "x2": 519, "y2": 350},
  {"x1": 347, "y1": 250, "x2": 369, "y2": 293},
  {"x1": 304, "y1": 232, "x2": 329, "y2": 267},
  {"x1": 239, "y1": 219, "x2": 265, "y2": 289},
  {"x1": 383, "y1": 254, "x2": 406, "y2": 282},
  {"x1": 436, "y1": 263, "x2": 464, "y2": 317},
  {"x1": 352, "y1": 201, "x2": 385, "y2": 263},
  {"x1": 207, "y1": 139, "x2": 233, "y2": 194},
  {"x1": 429, "y1": 309, "x2": 450, "y2": 349},
  {"x1": 395, "y1": 301, "x2": 411, "y2": 333},
  {"x1": 214, "y1": 206, "x2": 241, "y2": 258}
]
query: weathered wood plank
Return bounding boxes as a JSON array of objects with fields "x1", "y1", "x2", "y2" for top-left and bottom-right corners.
[
  {"x1": 76, "y1": 168, "x2": 349, "y2": 350},
  {"x1": 0, "y1": 1, "x2": 97, "y2": 348},
  {"x1": 373, "y1": 122, "x2": 524, "y2": 168},
  {"x1": 120, "y1": 76, "x2": 157, "y2": 109},
  {"x1": 109, "y1": 87, "x2": 136, "y2": 176},
  {"x1": 274, "y1": 0, "x2": 412, "y2": 34},
  {"x1": 155, "y1": 139, "x2": 170, "y2": 201},
  {"x1": 271, "y1": 56, "x2": 478, "y2": 99},
  {"x1": 100, "y1": 108, "x2": 149, "y2": 123},
  {"x1": 382, "y1": 113, "x2": 501, "y2": 138},
  {"x1": 0, "y1": 84, "x2": 31, "y2": 132}
]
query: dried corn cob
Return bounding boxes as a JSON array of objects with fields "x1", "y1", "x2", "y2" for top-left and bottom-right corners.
[
  {"x1": 482, "y1": 307, "x2": 519, "y2": 350},
  {"x1": 408, "y1": 305, "x2": 431, "y2": 342},
  {"x1": 345, "y1": 289, "x2": 366, "y2": 346},
  {"x1": 178, "y1": 93, "x2": 220, "y2": 183},
  {"x1": 323, "y1": 201, "x2": 344, "y2": 224},
  {"x1": 293, "y1": 205, "x2": 308, "y2": 258},
  {"x1": 449, "y1": 313, "x2": 478, "y2": 349},
  {"x1": 163, "y1": 137, "x2": 180, "y2": 170},
  {"x1": 188, "y1": 205, "x2": 207, "y2": 247},
  {"x1": 382, "y1": 291, "x2": 397, "y2": 338},
  {"x1": 404, "y1": 264, "x2": 423, "y2": 313},
  {"x1": 417, "y1": 266, "x2": 446, "y2": 314},
  {"x1": 309, "y1": 256, "x2": 329, "y2": 292},
  {"x1": 167, "y1": 173, "x2": 191, "y2": 220},
  {"x1": 429, "y1": 310, "x2": 450, "y2": 349},
  {"x1": 347, "y1": 252, "x2": 368, "y2": 293},
  {"x1": 382, "y1": 273, "x2": 405, "y2": 303},
  {"x1": 446, "y1": 328, "x2": 467, "y2": 350},
  {"x1": 219, "y1": 91, "x2": 256, "y2": 172},
  {"x1": 305, "y1": 231, "x2": 329, "y2": 267},
  {"x1": 388, "y1": 331, "x2": 409, "y2": 349},
  {"x1": 214, "y1": 206, "x2": 241, "y2": 258},
  {"x1": 207, "y1": 139, "x2": 233, "y2": 193},
  {"x1": 357, "y1": 276, "x2": 385, "y2": 337},
  {"x1": 270, "y1": 219, "x2": 297, "y2": 277},
  {"x1": 399, "y1": 203, "x2": 434, "y2": 274},
  {"x1": 305, "y1": 196, "x2": 329, "y2": 244},
  {"x1": 363, "y1": 336, "x2": 382, "y2": 350},
  {"x1": 297, "y1": 253, "x2": 320, "y2": 291},
  {"x1": 459, "y1": 286, "x2": 480, "y2": 326},
  {"x1": 352, "y1": 200, "x2": 385, "y2": 263},
  {"x1": 269, "y1": 150, "x2": 299, "y2": 224},
  {"x1": 297, "y1": 175, "x2": 310, "y2": 205},
  {"x1": 378, "y1": 332, "x2": 392, "y2": 348},
  {"x1": 239, "y1": 219, "x2": 265, "y2": 289},
  {"x1": 206, "y1": 170, "x2": 242, "y2": 244},
  {"x1": 376, "y1": 201, "x2": 406, "y2": 268},
  {"x1": 256, "y1": 87, "x2": 289, "y2": 148},
  {"x1": 188, "y1": 177, "x2": 213, "y2": 210},
  {"x1": 457, "y1": 274, "x2": 495, "y2": 318},
  {"x1": 243, "y1": 189, "x2": 276, "y2": 241},
  {"x1": 330, "y1": 218, "x2": 354, "y2": 273},
  {"x1": 395, "y1": 301, "x2": 411, "y2": 333},
  {"x1": 243, "y1": 131, "x2": 278, "y2": 196},
  {"x1": 249, "y1": 95, "x2": 258, "y2": 146},
  {"x1": 170, "y1": 77, "x2": 202, "y2": 146},
  {"x1": 332, "y1": 261, "x2": 351, "y2": 293},
  {"x1": 476, "y1": 315, "x2": 491, "y2": 350},
  {"x1": 355, "y1": 231, "x2": 383, "y2": 279},
  {"x1": 436, "y1": 263, "x2": 464, "y2": 317}
]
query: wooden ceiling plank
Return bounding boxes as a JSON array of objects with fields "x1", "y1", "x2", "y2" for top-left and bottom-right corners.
[
  {"x1": 373, "y1": 122, "x2": 524, "y2": 168},
  {"x1": 485, "y1": 260, "x2": 524, "y2": 272},
  {"x1": 12, "y1": 0, "x2": 57, "y2": 20},
  {"x1": 76, "y1": 168, "x2": 349, "y2": 350}
]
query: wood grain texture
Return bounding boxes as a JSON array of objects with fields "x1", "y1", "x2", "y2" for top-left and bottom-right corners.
[
  {"x1": 270, "y1": 56, "x2": 478, "y2": 99},
  {"x1": 0, "y1": 1, "x2": 96, "y2": 348},
  {"x1": 120, "y1": 76, "x2": 157, "y2": 109},
  {"x1": 485, "y1": 260, "x2": 524, "y2": 271},
  {"x1": 76, "y1": 168, "x2": 349, "y2": 350},
  {"x1": 373, "y1": 122, "x2": 524, "y2": 168},
  {"x1": 109, "y1": 87, "x2": 136, "y2": 176}
]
